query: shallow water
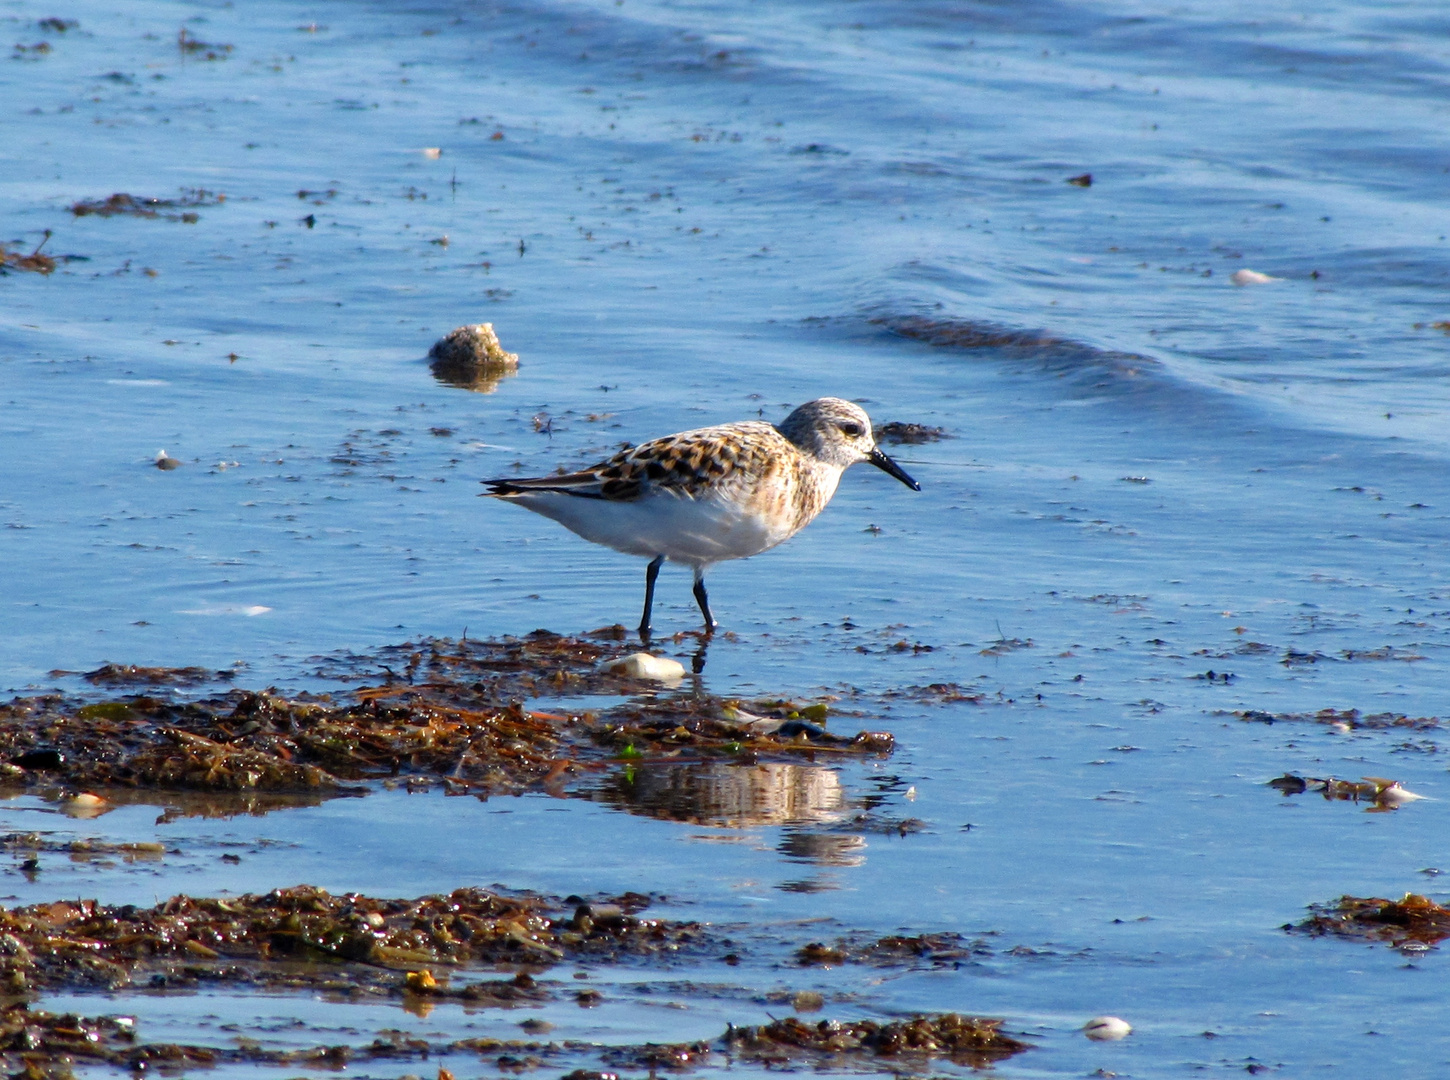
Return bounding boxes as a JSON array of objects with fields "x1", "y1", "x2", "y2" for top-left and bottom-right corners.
[{"x1": 4, "y1": 0, "x2": 1450, "y2": 1074}]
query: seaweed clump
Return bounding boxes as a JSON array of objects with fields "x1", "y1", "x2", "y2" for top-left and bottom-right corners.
[
  {"x1": 69, "y1": 189, "x2": 223, "y2": 222},
  {"x1": 77, "y1": 664, "x2": 234, "y2": 687},
  {"x1": 0, "y1": 885, "x2": 706, "y2": 995},
  {"x1": 873, "y1": 422, "x2": 949, "y2": 445},
  {"x1": 797, "y1": 931, "x2": 989, "y2": 968},
  {"x1": 1237, "y1": 707, "x2": 1442, "y2": 732},
  {"x1": 0, "y1": 633, "x2": 891, "y2": 799},
  {"x1": 1290, "y1": 893, "x2": 1450, "y2": 949},
  {"x1": 0, "y1": 1003, "x2": 219, "y2": 1075},
  {"x1": 1267, "y1": 773, "x2": 1423, "y2": 810},
  {"x1": 0, "y1": 238, "x2": 56, "y2": 275},
  {"x1": 724, "y1": 1014, "x2": 1028, "y2": 1066}
]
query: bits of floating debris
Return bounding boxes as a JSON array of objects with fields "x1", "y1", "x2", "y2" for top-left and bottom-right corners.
[{"x1": 1269, "y1": 773, "x2": 1424, "y2": 809}]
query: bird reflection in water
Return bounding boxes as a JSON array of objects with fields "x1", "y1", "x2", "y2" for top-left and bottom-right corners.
[{"x1": 593, "y1": 761, "x2": 848, "y2": 829}]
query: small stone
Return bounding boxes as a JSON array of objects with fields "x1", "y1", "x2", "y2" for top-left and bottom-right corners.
[
  {"x1": 405, "y1": 969, "x2": 438, "y2": 991},
  {"x1": 429, "y1": 323, "x2": 519, "y2": 392}
]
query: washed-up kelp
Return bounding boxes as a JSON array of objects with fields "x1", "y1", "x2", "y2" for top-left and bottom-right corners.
[
  {"x1": 1, "y1": 634, "x2": 891, "y2": 797},
  {"x1": 0, "y1": 1006, "x2": 1026, "y2": 1080},
  {"x1": 0, "y1": 1004, "x2": 690, "y2": 1077},
  {"x1": 872, "y1": 422, "x2": 948, "y2": 445},
  {"x1": 0, "y1": 240, "x2": 57, "y2": 275},
  {"x1": 796, "y1": 931, "x2": 991, "y2": 968},
  {"x1": 724, "y1": 1014, "x2": 1028, "y2": 1066},
  {"x1": 1238, "y1": 707, "x2": 1442, "y2": 732},
  {"x1": 0, "y1": 885, "x2": 706, "y2": 994},
  {"x1": 1268, "y1": 774, "x2": 1424, "y2": 809},
  {"x1": 76, "y1": 664, "x2": 235, "y2": 687},
  {"x1": 0, "y1": 1004, "x2": 215, "y2": 1077},
  {"x1": 69, "y1": 189, "x2": 224, "y2": 221},
  {"x1": 1289, "y1": 893, "x2": 1450, "y2": 950}
]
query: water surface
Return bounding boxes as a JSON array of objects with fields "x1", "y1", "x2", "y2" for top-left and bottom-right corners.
[{"x1": 3, "y1": 0, "x2": 1450, "y2": 1074}]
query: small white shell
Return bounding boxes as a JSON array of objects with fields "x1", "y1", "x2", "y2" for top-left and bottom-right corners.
[
  {"x1": 64, "y1": 792, "x2": 110, "y2": 819},
  {"x1": 1376, "y1": 782, "x2": 1426, "y2": 806},
  {"x1": 604, "y1": 652, "x2": 686, "y2": 682},
  {"x1": 1083, "y1": 1015, "x2": 1132, "y2": 1041},
  {"x1": 1230, "y1": 269, "x2": 1277, "y2": 285}
]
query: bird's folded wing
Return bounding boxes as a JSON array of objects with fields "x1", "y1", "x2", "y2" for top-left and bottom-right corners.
[
  {"x1": 484, "y1": 424, "x2": 775, "y2": 503},
  {"x1": 482, "y1": 469, "x2": 623, "y2": 500}
]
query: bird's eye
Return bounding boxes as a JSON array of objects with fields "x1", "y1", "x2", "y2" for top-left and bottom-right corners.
[{"x1": 838, "y1": 422, "x2": 863, "y2": 438}]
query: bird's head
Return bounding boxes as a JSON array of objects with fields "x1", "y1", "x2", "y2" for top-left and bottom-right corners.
[{"x1": 777, "y1": 397, "x2": 921, "y2": 490}]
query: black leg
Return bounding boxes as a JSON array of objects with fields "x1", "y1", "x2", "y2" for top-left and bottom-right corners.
[
  {"x1": 639, "y1": 555, "x2": 664, "y2": 642},
  {"x1": 692, "y1": 571, "x2": 717, "y2": 634}
]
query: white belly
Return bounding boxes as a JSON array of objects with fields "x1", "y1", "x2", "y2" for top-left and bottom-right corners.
[{"x1": 511, "y1": 489, "x2": 791, "y2": 568}]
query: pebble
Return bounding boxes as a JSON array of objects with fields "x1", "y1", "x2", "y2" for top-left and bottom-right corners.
[
  {"x1": 1083, "y1": 1015, "x2": 1132, "y2": 1041},
  {"x1": 428, "y1": 323, "x2": 520, "y2": 392}
]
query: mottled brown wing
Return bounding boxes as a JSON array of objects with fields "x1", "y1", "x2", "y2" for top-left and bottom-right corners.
[
  {"x1": 483, "y1": 422, "x2": 778, "y2": 502},
  {"x1": 595, "y1": 427, "x2": 769, "y2": 500}
]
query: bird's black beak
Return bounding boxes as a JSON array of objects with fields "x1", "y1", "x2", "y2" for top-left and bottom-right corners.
[{"x1": 867, "y1": 447, "x2": 921, "y2": 491}]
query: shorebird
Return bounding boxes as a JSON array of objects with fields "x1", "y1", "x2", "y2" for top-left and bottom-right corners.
[{"x1": 482, "y1": 397, "x2": 920, "y2": 639}]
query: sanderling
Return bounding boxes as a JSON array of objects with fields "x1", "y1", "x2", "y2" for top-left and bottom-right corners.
[{"x1": 483, "y1": 397, "x2": 920, "y2": 638}]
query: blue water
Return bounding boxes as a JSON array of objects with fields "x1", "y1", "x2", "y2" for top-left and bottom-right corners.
[{"x1": 3, "y1": 0, "x2": 1450, "y2": 1075}]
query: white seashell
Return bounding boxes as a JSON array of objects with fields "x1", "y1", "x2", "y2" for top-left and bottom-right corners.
[
  {"x1": 64, "y1": 792, "x2": 110, "y2": 819},
  {"x1": 1083, "y1": 1015, "x2": 1132, "y2": 1041},
  {"x1": 1230, "y1": 269, "x2": 1277, "y2": 285},
  {"x1": 604, "y1": 652, "x2": 686, "y2": 682},
  {"x1": 1375, "y1": 782, "x2": 1426, "y2": 806}
]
